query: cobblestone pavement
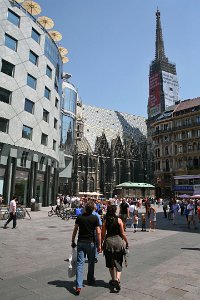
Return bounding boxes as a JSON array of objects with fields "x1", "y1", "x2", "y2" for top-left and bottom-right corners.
[{"x1": 0, "y1": 206, "x2": 200, "y2": 300}]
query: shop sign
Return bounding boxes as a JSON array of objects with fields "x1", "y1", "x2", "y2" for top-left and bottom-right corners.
[{"x1": 174, "y1": 185, "x2": 193, "y2": 191}]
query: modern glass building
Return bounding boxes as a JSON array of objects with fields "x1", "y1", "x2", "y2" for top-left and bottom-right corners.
[
  {"x1": 59, "y1": 76, "x2": 77, "y2": 195},
  {"x1": 0, "y1": 0, "x2": 63, "y2": 206}
]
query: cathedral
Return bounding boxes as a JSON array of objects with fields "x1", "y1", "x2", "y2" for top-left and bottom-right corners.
[{"x1": 71, "y1": 100, "x2": 147, "y2": 198}]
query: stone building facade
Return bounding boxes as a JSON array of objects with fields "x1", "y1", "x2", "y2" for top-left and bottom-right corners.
[
  {"x1": 72, "y1": 102, "x2": 147, "y2": 198},
  {"x1": 151, "y1": 98, "x2": 200, "y2": 198},
  {"x1": 0, "y1": 0, "x2": 63, "y2": 205}
]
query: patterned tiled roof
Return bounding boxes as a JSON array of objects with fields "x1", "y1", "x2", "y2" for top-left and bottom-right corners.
[
  {"x1": 174, "y1": 97, "x2": 200, "y2": 112},
  {"x1": 82, "y1": 105, "x2": 147, "y2": 151},
  {"x1": 77, "y1": 136, "x2": 92, "y2": 153}
]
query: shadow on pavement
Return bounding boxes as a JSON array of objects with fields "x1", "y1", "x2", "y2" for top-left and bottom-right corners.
[
  {"x1": 48, "y1": 279, "x2": 108, "y2": 295},
  {"x1": 48, "y1": 280, "x2": 76, "y2": 295},
  {"x1": 181, "y1": 247, "x2": 200, "y2": 251}
]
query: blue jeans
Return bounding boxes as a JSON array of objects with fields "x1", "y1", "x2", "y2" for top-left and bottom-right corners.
[{"x1": 76, "y1": 241, "x2": 95, "y2": 288}]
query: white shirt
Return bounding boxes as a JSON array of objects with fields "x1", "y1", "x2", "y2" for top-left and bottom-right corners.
[
  {"x1": 187, "y1": 204, "x2": 194, "y2": 216},
  {"x1": 129, "y1": 204, "x2": 136, "y2": 213},
  {"x1": 56, "y1": 198, "x2": 60, "y2": 206},
  {"x1": 9, "y1": 199, "x2": 16, "y2": 213}
]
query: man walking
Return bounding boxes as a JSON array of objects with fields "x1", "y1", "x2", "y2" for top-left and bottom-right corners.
[
  {"x1": 71, "y1": 200, "x2": 101, "y2": 295},
  {"x1": 119, "y1": 198, "x2": 130, "y2": 231},
  {"x1": 3, "y1": 196, "x2": 17, "y2": 229}
]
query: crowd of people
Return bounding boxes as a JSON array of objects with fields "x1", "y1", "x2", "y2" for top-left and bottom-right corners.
[
  {"x1": 67, "y1": 195, "x2": 200, "y2": 295},
  {"x1": 1, "y1": 192, "x2": 200, "y2": 295}
]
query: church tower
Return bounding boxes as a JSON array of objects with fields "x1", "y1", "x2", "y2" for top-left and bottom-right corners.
[
  {"x1": 148, "y1": 9, "x2": 179, "y2": 119},
  {"x1": 146, "y1": 9, "x2": 179, "y2": 184}
]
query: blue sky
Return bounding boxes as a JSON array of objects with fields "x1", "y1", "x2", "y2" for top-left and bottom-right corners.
[{"x1": 37, "y1": 0, "x2": 200, "y2": 117}]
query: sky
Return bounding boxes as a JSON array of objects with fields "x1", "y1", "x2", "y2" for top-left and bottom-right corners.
[{"x1": 37, "y1": 0, "x2": 200, "y2": 118}]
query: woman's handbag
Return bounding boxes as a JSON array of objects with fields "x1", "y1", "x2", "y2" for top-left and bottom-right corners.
[{"x1": 68, "y1": 247, "x2": 77, "y2": 278}]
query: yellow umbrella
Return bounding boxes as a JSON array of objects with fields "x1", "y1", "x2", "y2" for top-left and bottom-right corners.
[
  {"x1": 37, "y1": 16, "x2": 54, "y2": 29},
  {"x1": 48, "y1": 30, "x2": 62, "y2": 42},
  {"x1": 22, "y1": 1, "x2": 41, "y2": 16},
  {"x1": 62, "y1": 56, "x2": 69, "y2": 64},
  {"x1": 58, "y1": 46, "x2": 68, "y2": 56}
]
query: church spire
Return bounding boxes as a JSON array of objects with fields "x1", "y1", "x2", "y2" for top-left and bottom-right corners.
[{"x1": 155, "y1": 9, "x2": 166, "y2": 61}]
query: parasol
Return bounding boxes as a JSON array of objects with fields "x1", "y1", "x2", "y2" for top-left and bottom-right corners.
[
  {"x1": 61, "y1": 56, "x2": 69, "y2": 63},
  {"x1": 48, "y1": 30, "x2": 62, "y2": 42},
  {"x1": 190, "y1": 194, "x2": 200, "y2": 199},
  {"x1": 37, "y1": 16, "x2": 54, "y2": 29},
  {"x1": 178, "y1": 194, "x2": 190, "y2": 199},
  {"x1": 22, "y1": 1, "x2": 42, "y2": 15},
  {"x1": 58, "y1": 46, "x2": 68, "y2": 56}
]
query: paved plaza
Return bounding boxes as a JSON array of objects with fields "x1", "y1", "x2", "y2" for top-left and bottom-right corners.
[{"x1": 0, "y1": 206, "x2": 200, "y2": 300}]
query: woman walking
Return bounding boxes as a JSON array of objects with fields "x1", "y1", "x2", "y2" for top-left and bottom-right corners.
[{"x1": 101, "y1": 205, "x2": 129, "y2": 292}]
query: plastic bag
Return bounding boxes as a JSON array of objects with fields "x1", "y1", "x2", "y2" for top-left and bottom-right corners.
[{"x1": 68, "y1": 247, "x2": 77, "y2": 278}]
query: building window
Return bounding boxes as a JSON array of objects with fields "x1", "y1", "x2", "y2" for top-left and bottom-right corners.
[
  {"x1": 29, "y1": 50, "x2": 38, "y2": 65},
  {"x1": 43, "y1": 109, "x2": 49, "y2": 122},
  {"x1": 165, "y1": 147, "x2": 169, "y2": 155},
  {"x1": 31, "y1": 28, "x2": 40, "y2": 43},
  {"x1": 188, "y1": 144, "x2": 193, "y2": 152},
  {"x1": 54, "y1": 118, "x2": 58, "y2": 129},
  {"x1": 197, "y1": 129, "x2": 200, "y2": 137},
  {"x1": 185, "y1": 118, "x2": 192, "y2": 126},
  {"x1": 0, "y1": 117, "x2": 9, "y2": 133},
  {"x1": 44, "y1": 86, "x2": 51, "y2": 99},
  {"x1": 53, "y1": 139, "x2": 56, "y2": 150},
  {"x1": 8, "y1": 9, "x2": 20, "y2": 27},
  {"x1": 55, "y1": 97, "x2": 59, "y2": 108},
  {"x1": 22, "y1": 125, "x2": 32, "y2": 140},
  {"x1": 39, "y1": 156, "x2": 45, "y2": 171},
  {"x1": 178, "y1": 145, "x2": 183, "y2": 153},
  {"x1": 178, "y1": 158, "x2": 183, "y2": 168},
  {"x1": 1, "y1": 59, "x2": 15, "y2": 77},
  {"x1": 46, "y1": 65, "x2": 52, "y2": 78},
  {"x1": 41, "y1": 133, "x2": 48, "y2": 146},
  {"x1": 0, "y1": 87, "x2": 12, "y2": 104},
  {"x1": 27, "y1": 74, "x2": 37, "y2": 89},
  {"x1": 163, "y1": 123, "x2": 169, "y2": 131},
  {"x1": 20, "y1": 151, "x2": 28, "y2": 167},
  {"x1": 24, "y1": 98, "x2": 34, "y2": 114},
  {"x1": 176, "y1": 133, "x2": 182, "y2": 140},
  {"x1": 188, "y1": 157, "x2": 193, "y2": 168},
  {"x1": 5, "y1": 34, "x2": 17, "y2": 51},
  {"x1": 196, "y1": 116, "x2": 200, "y2": 124},
  {"x1": 166, "y1": 159, "x2": 170, "y2": 172},
  {"x1": 186, "y1": 131, "x2": 192, "y2": 139},
  {"x1": 54, "y1": 78, "x2": 58, "y2": 92}
]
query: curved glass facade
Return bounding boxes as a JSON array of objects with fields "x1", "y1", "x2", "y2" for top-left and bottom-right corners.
[
  {"x1": 62, "y1": 86, "x2": 77, "y2": 114},
  {"x1": 44, "y1": 35, "x2": 62, "y2": 99},
  {"x1": 61, "y1": 115, "x2": 75, "y2": 155}
]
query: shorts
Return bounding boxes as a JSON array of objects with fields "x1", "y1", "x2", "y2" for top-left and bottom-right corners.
[
  {"x1": 120, "y1": 214, "x2": 127, "y2": 223},
  {"x1": 188, "y1": 215, "x2": 194, "y2": 222}
]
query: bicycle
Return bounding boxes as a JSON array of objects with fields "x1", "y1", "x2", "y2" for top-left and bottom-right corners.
[
  {"x1": 48, "y1": 206, "x2": 61, "y2": 217},
  {"x1": 2, "y1": 206, "x2": 31, "y2": 220},
  {"x1": 20, "y1": 206, "x2": 31, "y2": 220},
  {"x1": 60, "y1": 208, "x2": 77, "y2": 221},
  {"x1": 1, "y1": 207, "x2": 9, "y2": 220}
]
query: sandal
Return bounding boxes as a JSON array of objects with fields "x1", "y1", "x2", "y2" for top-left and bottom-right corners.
[{"x1": 114, "y1": 280, "x2": 121, "y2": 291}]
